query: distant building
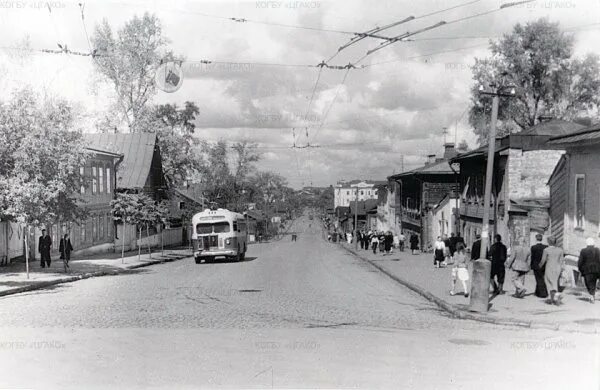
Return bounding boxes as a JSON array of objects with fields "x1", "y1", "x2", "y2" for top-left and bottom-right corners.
[
  {"x1": 334, "y1": 180, "x2": 386, "y2": 208},
  {"x1": 388, "y1": 143, "x2": 459, "y2": 251}
]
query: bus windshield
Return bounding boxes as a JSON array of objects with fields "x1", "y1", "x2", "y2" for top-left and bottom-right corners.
[{"x1": 196, "y1": 221, "x2": 231, "y2": 234}]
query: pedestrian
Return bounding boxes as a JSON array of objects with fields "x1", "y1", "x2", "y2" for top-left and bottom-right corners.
[
  {"x1": 506, "y1": 238, "x2": 531, "y2": 298},
  {"x1": 398, "y1": 231, "x2": 406, "y2": 251},
  {"x1": 456, "y1": 232, "x2": 465, "y2": 250},
  {"x1": 346, "y1": 231, "x2": 352, "y2": 244},
  {"x1": 443, "y1": 234, "x2": 451, "y2": 265},
  {"x1": 392, "y1": 233, "x2": 399, "y2": 251},
  {"x1": 450, "y1": 243, "x2": 469, "y2": 297},
  {"x1": 470, "y1": 234, "x2": 487, "y2": 261},
  {"x1": 539, "y1": 236, "x2": 566, "y2": 305},
  {"x1": 38, "y1": 228, "x2": 52, "y2": 268},
  {"x1": 358, "y1": 231, "x2": 364, "y2": 249},
  {"x1": 384, "y1": 231, "x2": 393, "y2": 255},
  {"x1": 434, "y1": 236, "x2": 445, "y2": 268},
  {"x1": 410, "y1": 233, "x2": 419, "y2": 255},
  {"x1": 489, "y1": 234, "x2": 507, "y2": 294},
  {"x1": 378, "y1": 232, "x2": 385, "y2": 253},
  {"x1": 448, "y1": 232, "x2": 458, "y2": 264},
  {"x1": 59, "y1": 233, "x2": 73, "y2": 273},
  {"x1": 371, "y1": 233, "x2": 379, "y2": 254},
  {"x1": 363, "y1": 231, "x2": 371, "y2": 251},
  {"x1": 577, "y1": 237, "x2": 600, "y2": 303},
  {"x1": 327, "y1": 233, "x2": 332, "y2": 242},
  {"x1": 530, "y1": 234, "x2": 548, "y2": 298}
]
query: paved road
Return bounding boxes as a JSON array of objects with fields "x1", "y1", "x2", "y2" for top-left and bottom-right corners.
[{"x1": 0, "y1": 216, "x2": 597, "y2": 389}]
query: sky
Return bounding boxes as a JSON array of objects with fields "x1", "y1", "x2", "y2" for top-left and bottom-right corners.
[{"x1": 1, "y1": 0, "x2": 600, "y2": 188}]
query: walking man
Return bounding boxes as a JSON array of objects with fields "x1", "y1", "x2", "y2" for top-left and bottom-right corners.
[
  {"x1": 59, "y1": 233, "x2": 73, "y2": 273},
  {"x1": 530, "y1": 234, "x2": 548, "y2": 298},
  {"x1": 471, "y1": 234, "x2": 482, "y2": 261},
  {"x1": 578, "y1": 238, "x2": 600, "y2": 303},
  {"x1": 506, "y1": 238, "x2": 531, "y2": 298},
  {"x1": 38, "y1": 229, "x2": 52, "y2": 268},
  {"x1": 489, "y1": 234, "x2": 507, "y2": 294},
  {"x1": 398, "y1": 231, "x2": 406, "y2": 252}
]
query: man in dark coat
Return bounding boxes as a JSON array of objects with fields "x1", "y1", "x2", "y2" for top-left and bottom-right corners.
[
  {"x1": 38, "y1": 229, "x2": 52, "y2": 268},
  {"x1": 489, "y1": 234, "x2": 507, "y2": 294},
  {"x1": 448, "y1": 233, "x2": 458, "y2": 259},
  {"x1": 578, "y1": 238, "x2": 600, "y2": 303},
  {"x1": 59, "y1": 233, "x2": 73, "y2": 272},
  {"x1": 530, "y1": 233, "x2": 548, "y2": 298}
]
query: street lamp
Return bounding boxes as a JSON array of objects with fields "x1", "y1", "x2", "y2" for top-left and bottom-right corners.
[{"x1": 470, "y1": 81, "x2": 516, "y2": 313}]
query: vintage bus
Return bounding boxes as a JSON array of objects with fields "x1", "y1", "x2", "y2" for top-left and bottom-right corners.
[{"x1": 191, "y1": 208, "x2": 248, "y2": 263}]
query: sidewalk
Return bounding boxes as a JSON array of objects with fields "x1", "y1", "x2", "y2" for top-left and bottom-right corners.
[
  {"x1": 0, "y1": 247, "x2": 192, "y2": 297},
  {"x1": 337, "y1": 241, "x2": 600, "y2": 334}
]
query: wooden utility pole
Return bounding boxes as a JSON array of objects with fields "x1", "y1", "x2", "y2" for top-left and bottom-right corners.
[{"x1": 354, "y1": 186, "x2": 359, "y2": 250}]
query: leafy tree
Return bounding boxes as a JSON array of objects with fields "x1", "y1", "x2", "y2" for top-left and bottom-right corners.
[
  {"x1": 111, "y1": 192, "x2": 144, "y2": 262},
  {"x1": 468, "y1": 18, "x2": 600, "y2": 145},
  {"x1": 92, "y1": 13, "x2": 178, "y2": 131},
  {"x1": 0, "y1": 89, "x2": 89, "y2": 275}
]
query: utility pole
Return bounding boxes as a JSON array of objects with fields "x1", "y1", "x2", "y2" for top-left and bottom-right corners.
[
  {"x1": 470, "y1": 82, "x2": 515, "y2": 313},
  {"x1": 354, "y1": 186, "x2": 359, "y2": 250}
]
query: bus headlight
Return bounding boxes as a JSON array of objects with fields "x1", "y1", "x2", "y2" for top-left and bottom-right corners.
[{"x1": 225, "y1": 238, "x2": 231, "y2": 245}]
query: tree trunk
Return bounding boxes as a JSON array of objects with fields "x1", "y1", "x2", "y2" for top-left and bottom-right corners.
[
  {"x1": 121, "y1": 223, "x2": 125, "y2": 264},
  {"x1": 146, "y1": 223, "x2": 152, "y2": 259},
  {"x1": 138, "y1": 227, "x2": 142, "y2": 261},
  {"x1": 24, "y1": 226, "x2": 30, "y2": 279},
  {"x1": 161, "y1": 225, "x2": 164, "y2": 256}
]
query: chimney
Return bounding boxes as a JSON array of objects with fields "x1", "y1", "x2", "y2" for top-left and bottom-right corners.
[
  {"x1": 443, "y1": 143, "x2": 457, "y2": 159},
  {"x1": 427, "y1": 154, "x2": 436, "y2": 164}
]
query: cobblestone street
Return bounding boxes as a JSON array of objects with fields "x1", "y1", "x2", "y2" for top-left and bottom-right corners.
[{"x1": 0, "y1": 217, "x2": 598, "y2": 389}]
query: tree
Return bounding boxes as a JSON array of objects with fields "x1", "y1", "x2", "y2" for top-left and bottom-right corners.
[
  {"x1": 92, "y1": 13, "x2": 178, "y2": 131},
  {"x1": 196, "y1": 140, "x2": 261, "y2": 211},
  {"x1": 0, "y1": 89, "x2": 90, "y2": 276},
  {"x1": 152, "y1": 102, "x2": 201, "y2": 187},
  {"x1": 111, "y1": 192, "x2": 144, "y2": 262},
  {"x1": 468, "y1": 18, "x2": 600, "y2": 145}
]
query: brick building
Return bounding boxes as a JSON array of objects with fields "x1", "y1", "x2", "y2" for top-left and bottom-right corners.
[{"x1": 451, "y1": 119, "x2": 585, "y2": 249}]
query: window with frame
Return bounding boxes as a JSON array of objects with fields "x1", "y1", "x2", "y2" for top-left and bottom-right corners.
[
  {"x1": 99, "y1": 165, "x2": 104, "y2": 193},
  {"x1": 92, "y1": 166, "x2": 97, "y2": 194},
  {"x1": 575, "y1": 174, "x2": 585, "y2": 229},
  {"x1": 106, "y1": 167, "x2": 111, "y2": 193},
  {"x1": 80, "y1": 166, "x2": 85, "y2": 194}
]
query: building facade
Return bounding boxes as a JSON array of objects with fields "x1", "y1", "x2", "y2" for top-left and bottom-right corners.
[
  {"x1": 548, "y1": 125, "x2": 600, "y2": 258},
  {"x1": 388, "y1": 143, "x2": 459, "y2": 251},
  {"x1": 451, "y1": 119, "x2": 585, "y2": 249},
  {"x1": 333, "y1": 180, "x2": 385, "y2": 208}
]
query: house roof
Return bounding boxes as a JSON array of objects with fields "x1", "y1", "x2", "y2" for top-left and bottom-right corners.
[
  {"x1": 245, "y1": 210, "x2": 265, "y2": 221},
  {"x1": 336, "y1": 179, "x2": 387, "y2": 186},
  {"x1": 389, "y1": 158, "x2": 455, "y2": 180},
  {"x1": 83, "y1": 133, "x2": 159, "y2": 189},
  {"x1": 452, "y1": 120, "x2": 585, "y2": 163},
  {"x1": 519, "y1": 119, "x2": 585, "y2": 136},
  {"x1": 547, "y1": 123, "x2": 600, "y2": 146},
  {"x1": 85, "y1": 146, "x2": 123, "y2": 158}
]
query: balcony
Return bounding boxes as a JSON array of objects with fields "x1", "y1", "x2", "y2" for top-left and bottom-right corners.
[
  {"x1": 460, "y1": 200, "x2": 495, "y2": 221},
  {"x1": 398, "y1": 209, "x2": 421, "y2": 227}
]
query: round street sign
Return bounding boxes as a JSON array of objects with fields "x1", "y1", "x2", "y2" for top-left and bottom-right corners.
[{"x1": 155, "y1": 61, "x2": 184, "y2": 93}]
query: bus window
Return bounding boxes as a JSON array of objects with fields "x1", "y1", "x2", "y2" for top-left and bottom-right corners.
[
  {"x1": 212, "y1": 222, "x2": 230, "y2": 233},
  {"x1": 196, "y1": 222, "x2": 231, "y2": 234},
  {"x1": 196, "y1": 224, "x2": 213, "y2": 234},
  {"x1": 233, "y1": 221, "x2": 238, "y2": 232}
]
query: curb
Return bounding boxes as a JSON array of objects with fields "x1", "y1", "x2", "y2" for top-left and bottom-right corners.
[
  {"x1": 0, "y1": 252, "x2": 191, "y2": 298},
  {"x1": 337, "y1": 243, "x2": 598, "y2": 335}
]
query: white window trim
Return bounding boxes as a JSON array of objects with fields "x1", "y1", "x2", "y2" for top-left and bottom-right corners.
[{"x1": 575, "y1": 174, "x2": 585, "y2": 230}]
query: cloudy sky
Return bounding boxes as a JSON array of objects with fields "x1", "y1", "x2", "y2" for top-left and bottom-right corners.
[{"x1": 1, "y1": 0, "x2": 600, "y2": 188}]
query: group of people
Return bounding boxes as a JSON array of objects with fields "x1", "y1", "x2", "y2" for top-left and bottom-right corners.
[
  {"x1": 352, "y1": 230, "x2": 405, "y2": 255},
  {"x1": 38, "y1": 229, "x2": 73, "y2": 272},
  {"x1": 464, "y1": 233, "x2": 600, "y2": 305}
]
